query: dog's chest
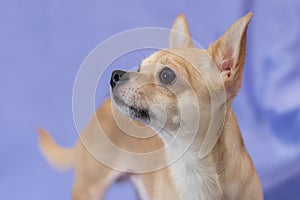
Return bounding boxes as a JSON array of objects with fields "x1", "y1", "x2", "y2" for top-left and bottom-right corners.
[{"x1": 170, "y1": 155, "x2": 221, "y2": 200}]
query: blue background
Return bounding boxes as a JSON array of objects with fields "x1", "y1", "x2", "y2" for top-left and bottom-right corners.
[{"x1": 1, "y1": 0, "x2": 300, "y2": 199}]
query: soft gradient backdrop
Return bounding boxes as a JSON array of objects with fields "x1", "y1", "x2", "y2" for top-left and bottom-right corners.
[{"x1": 1, "y1": 0, "x2": 300, "y2": 199}]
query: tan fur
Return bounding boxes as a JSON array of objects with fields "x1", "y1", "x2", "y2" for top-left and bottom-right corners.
[
  {"x1": 39, "y1": 13, "x2": 263, "y2": 199},
  {"x1": 38, "y1": 129, "x2": 75, "y2": 170},
  {"x1": 39, "y1": 99, "x2": 165, "y2": 200}
]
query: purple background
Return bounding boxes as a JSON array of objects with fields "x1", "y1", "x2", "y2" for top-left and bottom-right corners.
[{"x1": 1, "y1": 0, "x2": 300, "y2": 199}]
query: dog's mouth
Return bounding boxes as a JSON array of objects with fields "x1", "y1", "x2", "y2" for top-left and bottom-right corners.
[
  {"x1": 128, "y1": 105, "x2": 151, "y2": 122},
  {"x1": 113, "y1": 95, "x2": 151, "y2": 123}
]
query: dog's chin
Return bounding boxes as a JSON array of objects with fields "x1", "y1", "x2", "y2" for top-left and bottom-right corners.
[{"x1": 112, "y1": 94, "x2": 151, "y2": 124}]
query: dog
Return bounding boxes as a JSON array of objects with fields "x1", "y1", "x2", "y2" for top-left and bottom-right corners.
[{"x1": 39, "y1": 13, "x2": 263, "y2": 200}]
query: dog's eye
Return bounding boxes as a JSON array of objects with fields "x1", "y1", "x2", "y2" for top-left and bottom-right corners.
[{"x1": 159, "y1": 67, "x2": 176, "y2": 85}]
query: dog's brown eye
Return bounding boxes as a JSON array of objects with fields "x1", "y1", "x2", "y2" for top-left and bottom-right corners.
[{"x1": 159, "y1": 67, "x2": 176, "y2": 85}]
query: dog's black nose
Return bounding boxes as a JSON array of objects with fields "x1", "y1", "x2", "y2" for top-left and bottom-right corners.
[{"x1": 110, "y1": 70, "x2": 128, "y2": 88}]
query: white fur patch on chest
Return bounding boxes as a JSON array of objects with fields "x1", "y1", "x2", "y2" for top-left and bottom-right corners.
[{"x1": 169, "y1": 153, "x2": 221, "y2": 200}]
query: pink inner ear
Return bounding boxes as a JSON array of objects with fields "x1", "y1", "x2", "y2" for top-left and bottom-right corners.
[
  {"x1": 220, "y1": 58, "x2": 234, "y2": 78},
  {"x1": 220, "y1": 55, "x2": 241, "y2": 99},
  {"x1": 218, "y1": 50, "x2": 237, "y2": 99},
  {"x1": 218, "y1": 46, "x2": 235, "y2": 78}
]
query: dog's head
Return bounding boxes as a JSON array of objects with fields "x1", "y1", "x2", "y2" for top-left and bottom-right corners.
[{"x1": 111, "y1": 13, "x2": 252, "y2": 141}]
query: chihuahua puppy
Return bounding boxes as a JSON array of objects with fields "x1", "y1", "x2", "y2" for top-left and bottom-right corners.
[
  {"x1": 39, "y1": 13, "x2": 263, "y2": 200},
  {"x1": 110, "y1": 12, "x2": 263, "y2": 200}
]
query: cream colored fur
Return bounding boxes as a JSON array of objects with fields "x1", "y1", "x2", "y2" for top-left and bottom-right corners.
[{"x1": 39, "y1": 13, "x2": 263, "y2": 200}]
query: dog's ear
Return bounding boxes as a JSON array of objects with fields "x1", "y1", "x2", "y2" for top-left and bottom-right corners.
[
  {"x1": 169, "y1": 14, "x2": 194, "y2": 48},
  {"x1": 208, "y1": 12, "x2": 253, "y2": 100}
]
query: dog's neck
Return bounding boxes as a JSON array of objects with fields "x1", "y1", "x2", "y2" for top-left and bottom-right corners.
[{"x1": 161, "y1": 106, "x2": 240, "y2": 200}]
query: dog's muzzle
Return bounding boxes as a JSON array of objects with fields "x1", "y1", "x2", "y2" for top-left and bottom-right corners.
[{"x1": 110, "y1": 70, "x2": 128, "y2": 88}]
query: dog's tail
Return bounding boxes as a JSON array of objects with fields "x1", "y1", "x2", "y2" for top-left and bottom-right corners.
[{"x1": 38, "y1": 128, "x2": 75, "y2": 171}]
